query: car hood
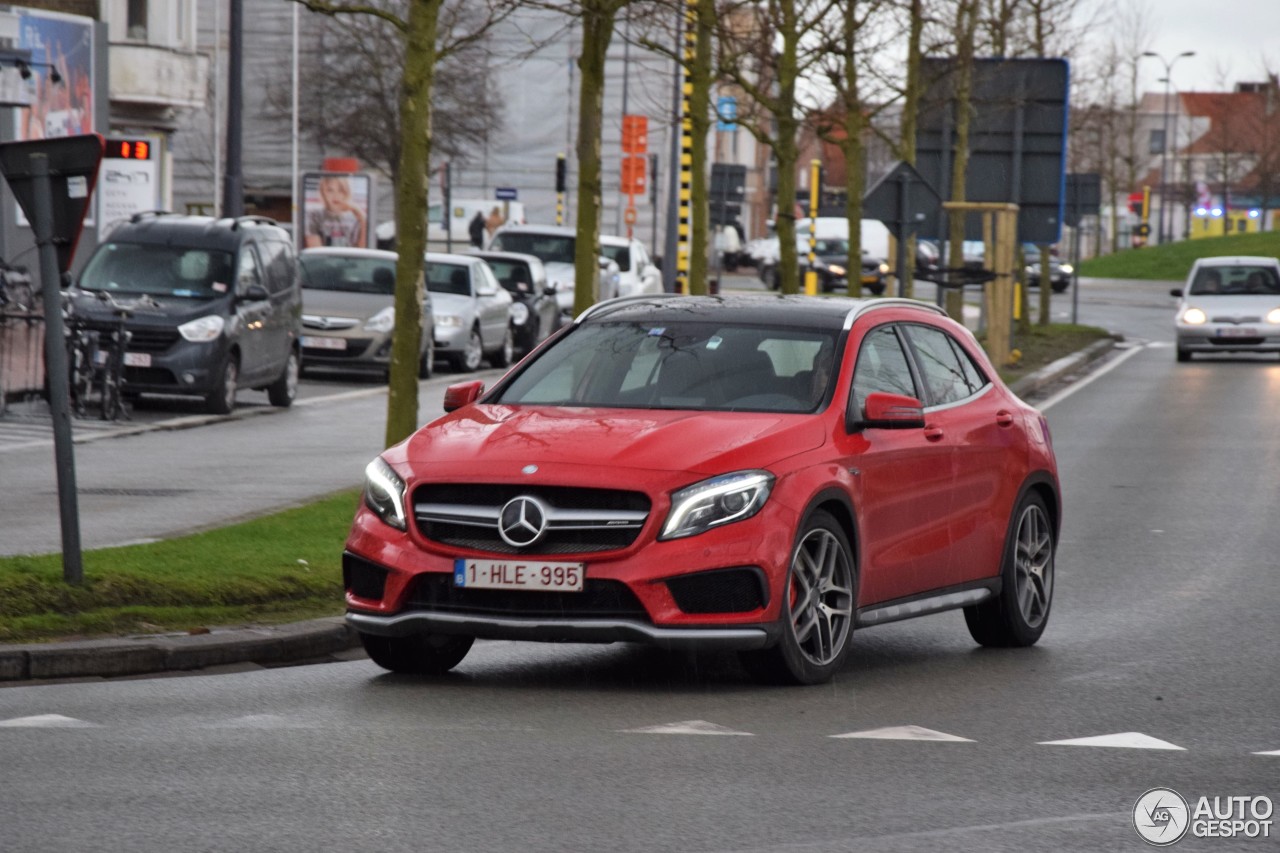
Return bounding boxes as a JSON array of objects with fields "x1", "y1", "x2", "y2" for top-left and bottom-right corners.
[
  {"x1": 67, "y1": 290, "x2": 223, "y2": 325},
  {"x1": 302, "y1": 289, "x2": 392, "y2": 319},
  {"x1": 394, "y1": 405, "x2": 826, "y2": 481},
  {"x1": 426, "y1": 292, "x2": 474, "y2": 317},
  {"x1": 543, "y1": 262, "x2": 576, "y2": 286}
]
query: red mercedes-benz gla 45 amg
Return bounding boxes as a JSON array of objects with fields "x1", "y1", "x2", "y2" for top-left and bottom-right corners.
[{"x1": 344, "y1": 294, "x2": 1060, "y2": 684}]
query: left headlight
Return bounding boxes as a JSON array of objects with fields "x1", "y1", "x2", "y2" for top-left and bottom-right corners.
[
  {"x1": 435, "y1": 314, "x2": 463, "y2": 329},
  {"x1": 660, "y1": 470, "x2": 775, "y2": 541},
  {"x1": 878, "y1": 262, "x2": 890, "y2": 275},
  {"x1": 363, "y1": 457, "x2": 407, "y2": 531},
  {"x1": 364, "y1": 306, "x2": 395, "y2": 333},
  {"x1": 509, "y1": 302, "x2": 530, "y2": 325},
  {"x1": 1059, "y1": 263, "x2": 1074, "y2": 274},
  {"x1": 827, "y1": 264, "x2": 846, "y2": 277},
  {"x1": 178, "y1": 315, "x2": 225, "y2": 342}
]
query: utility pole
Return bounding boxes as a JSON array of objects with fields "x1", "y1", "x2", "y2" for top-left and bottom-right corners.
[{"x1": 222, "y1": 0, "x2": 244, "y2": 218}]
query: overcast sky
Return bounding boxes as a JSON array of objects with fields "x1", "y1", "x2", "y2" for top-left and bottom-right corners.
[{"x1": 1125, "y1": 0, "x2": 1280, "y2": 94}]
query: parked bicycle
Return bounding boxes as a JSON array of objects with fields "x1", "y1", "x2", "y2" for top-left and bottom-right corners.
[{"x1": 61, "y1": 290, "x2": 147, "y2": 422}]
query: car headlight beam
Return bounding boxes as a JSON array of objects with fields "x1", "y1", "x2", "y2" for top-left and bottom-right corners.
[
  {"x1": 1181, "y1": 306, "x2": 1207, "y2": 325},
  {"x1": 1267, "y1": 308, "x2": 1280, "y2": 325},
  {"x1": 363, "y1": 457, "x2": 407, "y2": 531},
  {"x1": 660, "y1": 470, "x2": 774, "y2": 541}
]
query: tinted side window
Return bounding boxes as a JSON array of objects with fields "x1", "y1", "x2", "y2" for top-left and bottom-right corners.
[
  {"x1": 851, "y1": 325, "x2": 917, "y2": 413},
  {"x1": 903, "y1": 324, "x2": 975, "y2": 406},
  {"x1": 263, "y1": 238, "x2": 298, "y2": 296},
  {"x1": 236, "y1": 246, "x2": 264, "y2": 294}
]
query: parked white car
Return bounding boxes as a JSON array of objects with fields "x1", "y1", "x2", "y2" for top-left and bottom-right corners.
[
  {"x1": 425, "y1": 252, "x2": 514, "y2": 372},
  {"x1": 600, "y1": 235, "x2": 662, "y2": 297}
]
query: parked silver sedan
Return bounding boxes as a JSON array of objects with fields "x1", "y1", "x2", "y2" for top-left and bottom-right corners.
[
  {"x1": 1171, "y1": 256, "x2": 1280, "y2": 361},
  {"x1": 299, "y1": 247, "x2": 436, "y2": 379},
  {"x1": 427, "y1": 252, "x2": 514, "y2": 372}
]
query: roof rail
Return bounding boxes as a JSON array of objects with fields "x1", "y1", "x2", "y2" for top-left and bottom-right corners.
[
  {"x1": 231, "y1": 215, "x2": 279, "y2": 230},
  {"x1": 574, "y1": 292, "x2": 684, "y2": 323},
  {"x1": 843, "y1": 298, "x2": 947, "y2": 329},
  {"x1": 128, "y1": 210, "x2": 172, "y2": 224}
]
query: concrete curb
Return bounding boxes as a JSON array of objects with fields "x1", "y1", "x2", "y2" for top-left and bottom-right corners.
[
  {"x1": 1009, "y1": 336, "x2": 1119, "y2": 399},
  {"x1": 0, "y1": 617, "x2": 360, "y2": 683}
]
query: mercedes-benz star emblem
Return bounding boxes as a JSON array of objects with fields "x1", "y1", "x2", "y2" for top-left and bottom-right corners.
[{"x1": 498, "y1": 496, "x2": 549, "y2": 548}]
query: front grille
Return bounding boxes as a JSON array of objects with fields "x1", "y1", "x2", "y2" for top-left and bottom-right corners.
[
  {"x1": 404, "y1": 572, "x2": 649, "y2": 619},
  {"x1": 1208, "y1": 337, "x2": 1264, "y2": 346},
  {"x1": 344, "y1": 552, "x2": 389, "y2": 601},
  {"x1": 1211, "y1": 316, "x2": 1262, "y2": 324},
  {"x1": 127, "y1": 328, "x2": 181, "y2": 353},
  {"x1": 414, "y1": 484, "x2": 650, "y2": 555},
  {"x1": 666, "y1": 567, "x2": 767, "y2": 614}
]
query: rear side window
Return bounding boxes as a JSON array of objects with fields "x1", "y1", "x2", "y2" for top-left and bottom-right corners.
[
  {"x1": 903, "y1": 324, "x2": 982, "y2": 406},
  {"x1": 258, "y1": 239, "x2": 297, "y2": 296},
  {"x1": 236, "y1": 246, "x2": 264, "y2": 295},
  {"x1": 851, "y1": 325, "x2": 917, "y2": 413}
]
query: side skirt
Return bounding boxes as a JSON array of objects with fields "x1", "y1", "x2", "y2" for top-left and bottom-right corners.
[{"x1": 855, "y1": 579, "x2": 1001, "y2": 629}]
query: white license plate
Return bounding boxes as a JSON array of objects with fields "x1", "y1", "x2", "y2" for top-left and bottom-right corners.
[
  {"x1": 301, "y1": 335, "x2": 347, "y2": 350},
  {"x1": 1217, "y1": 328, "x2": 1258, "y2": 338},
  {"x1": 453, "y1": 558, "x2": 585, "y2": 592},
  {"x1": 95, "y1": 351, "x2": 151, "y2": 367}
]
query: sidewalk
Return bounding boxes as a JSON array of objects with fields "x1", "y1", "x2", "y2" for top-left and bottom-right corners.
[{"x1": 0, "y1": 336, "x2": 1119, "y2": 685}]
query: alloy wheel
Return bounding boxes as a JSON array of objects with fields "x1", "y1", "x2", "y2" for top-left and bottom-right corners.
[
  {"x1": 1013, "y1": 503, "x2": 1053, "y2": 628},
  {"x1": 788, "y1": 527, "x2": 855, "y2": 667}
]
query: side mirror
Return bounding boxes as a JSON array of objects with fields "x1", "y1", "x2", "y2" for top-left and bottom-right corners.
[
  {"x1": 443, "y1": 380, "x2": 486, "y2": 413},
  {"x1": 544, "y1": 283, "x2": 558, "y2": 297},
  {"x1": 1169, "y1": 288, "x2": 1183, "y2": 298},
  {"x1": 855, "y1": 392, "x2": 926, "y2": 430},
  {"x1": 238, "y1": 284, "x2": 269, "y2": 302}
]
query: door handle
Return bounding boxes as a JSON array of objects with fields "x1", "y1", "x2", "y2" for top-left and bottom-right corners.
[
  {"x1": 996, "y1": 410, "x2": 1015, "y2": 427},
  {"x1": 924, "y1": 426, "x2": 945, "y2": 442}
]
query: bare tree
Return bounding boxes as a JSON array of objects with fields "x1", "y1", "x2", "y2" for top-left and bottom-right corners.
[
  {"x1": 292, "y1": 0, "x2": 515, "y2": 448},
  {"x1": 269, "y1": 9, "x2": 504, "y2": 186}
]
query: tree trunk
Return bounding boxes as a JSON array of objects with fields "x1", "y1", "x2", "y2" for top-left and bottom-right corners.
[
  {"x1": 897, "y1": 0, "x2": 924, "y2": 299},
  {"x1": 945, "y1": 0, "x2": 978, "y2": 324},
  {"x1": 385, "y1": 0, "x2": 441, "y2": 448},
  {"x1": 573, "y1": 3, "x2": 619, "y2": 316},
  {"x1": 840, "y1": 0, "x2": 865, "y2": 298}
]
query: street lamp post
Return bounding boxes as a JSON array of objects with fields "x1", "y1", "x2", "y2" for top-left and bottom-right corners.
[{"x1": 1141, "y1": 50, "x2": 1195, "y2": 244}]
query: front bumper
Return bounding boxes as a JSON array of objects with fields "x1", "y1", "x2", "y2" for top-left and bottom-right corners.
[
  {"x1": 120, "y1": 336, "x2": 230, "y2": 397},
  {"x1": 346, "y1": 610, "x2": 771, "y2": 650},
  {"x1": 433, "y1": 323, "x2": 471, "y2": 354},
  {"x1": 1176, "y1": 325, "x2": 1280, "y2": 352},
  {"x1": 300, "y1": 330, "x2": 393, "y2": 370}
]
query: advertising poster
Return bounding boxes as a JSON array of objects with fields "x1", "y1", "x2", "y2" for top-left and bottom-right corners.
[
  {"x1": 15, "y1": 9, "x2": 94, "y2": 142},
  {"x1": 302, "y1": 172, "x2": 373, "y2": 249}
]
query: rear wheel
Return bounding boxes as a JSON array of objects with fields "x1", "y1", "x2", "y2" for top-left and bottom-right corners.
[
  {"x1": 359, "y1": 632, "x2": 474, "y2": 675},
  {"x1": 740, "y1": 510, "x2": 856, "y2": 685},
  {"x1": 418, "y1": 339, "x2": 435, "y2": 379},
  {"x1": 205, "y1": 356, "x2": 238, "y2": 415},
  {"x1": 489, "y1": 325, "x2": 515, "y2": 368},
  {"x1": 964, "y1": 492, "x2": 1055, "y2": 647}
]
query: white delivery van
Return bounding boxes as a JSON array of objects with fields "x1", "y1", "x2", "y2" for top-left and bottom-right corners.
[{"x1": 375, "y1": 198, "x2": 527, "y2": 251}]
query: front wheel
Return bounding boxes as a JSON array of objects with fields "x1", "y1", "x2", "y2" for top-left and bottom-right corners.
[
  {"x1": 740, "y1": 510, "x2": 856, "y2": 685},
  {"x1": 964, "y1": 492, "x2": 1055, "y2": 647},
  {"x1": 205, "y1": 356, "x2": 239, "y2": 415},
  {"x1": 1176, "y1": 348, "x2": 1192, "y2": 363},
  {"x1": 266, "y1": 349, "x2": 299, "y2": 407},
  {"x1": 359, "y1": 632, "x2": 474, "y2": 675},
  {"x1": 450, "y1": 328, "x2": 483, "y2": 372}
]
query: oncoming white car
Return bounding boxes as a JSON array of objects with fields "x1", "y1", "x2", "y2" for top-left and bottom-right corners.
[{"x1": 1171, "y1": 256, "x2": 1280, "y2": 362}]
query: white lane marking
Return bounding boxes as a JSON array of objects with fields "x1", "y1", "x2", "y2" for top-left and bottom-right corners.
[
  {"x1": 0, "y1": 714, "x2": 101, "y2": 728},
  {"x1": 1037, "y1": 342, "x2": 1149, "y2": 411},
  {"x1": 831, "y1": 725, "x2": 973, "y2": 742},
  {"x1": 622, "y1": 719, "x2": 753, "y2": 736},
  {"x1": 1038, "y1": 731, "x2": 1185, "y2": 750},
  {"x1": 1253, "y1": 749, "x2": 1280, "y2": 756}
]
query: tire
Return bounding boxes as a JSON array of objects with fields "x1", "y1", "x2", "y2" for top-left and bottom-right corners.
[
  {"x1": 1051, "y1": 282, "x2": 1069, "y2": 294},
  {"x1": 266, "y1": 349, "x2": 299, "y2": 408},
  {"x1": 1176, "y1": 348, "x2": 1192, "y2": 363},
  {"x1": 868, "y1": 283, "x2": 886, "y2": 297},
  {"x1": 418, "y1": 339, "x2": 435, "y2": 379},
  {"x1": 205, "y1": 355, "x2": 238, "y2": 415},
  {"x1": 359, "y1": 631, "x2": 474, "y2": 675},
  {"x1": 740, "y1": 509, "x2": 857, "y2": 685},
  {"x1": 450, "y1": 328, "x2": 484, "y2": 372},
  {"x1": 964, "y1": 492, "x2": 1055, "y2": 647},
  {"x1": 489, "y1": 325, "x2": 515, "y2": 368}
]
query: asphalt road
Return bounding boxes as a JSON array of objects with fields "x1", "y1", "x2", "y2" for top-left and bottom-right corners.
[{"x1": 1, "y1": 277, "x2": 1277, "y2": 852}]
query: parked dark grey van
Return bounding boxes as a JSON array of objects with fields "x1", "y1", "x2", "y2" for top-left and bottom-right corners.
[{"x1": 71, "y1": 213, "x2": 302, "y2": 414}]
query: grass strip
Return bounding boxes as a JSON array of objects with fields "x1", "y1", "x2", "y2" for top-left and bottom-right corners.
[{"x1": 1079, "y1": 231, "x2": 1280, "y2": 281}]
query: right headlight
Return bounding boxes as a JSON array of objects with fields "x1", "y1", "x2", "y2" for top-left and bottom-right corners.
[
  {"x1": 178, "y1": 315, "x2": 225, "y2": 342},
  {"x1": 660, "y1": 470, "x2": 775, "y2": 541},
  {"x1": 363, "y1": 457, "x2": 407, "y2": 531},
  {"x1": 1181, "y1": 307, "x2": 1207, "y2": 325}
]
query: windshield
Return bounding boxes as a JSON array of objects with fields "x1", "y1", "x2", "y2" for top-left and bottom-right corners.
[
  {"x1": 600, "y1": 244, "x2": 632, "y2": 272},
  {"x1": 495, "y1": 321, "x2": 837, "y2": 413},
  {"x1": 1189, "y1": 265, "x2": 1280, "y2": 296},
  {"x1": 78, "y1": 243, "x2": 235, "y2": 299},
  {"x1": 490, "y1": 232, "x2": 575, "y2": 265},
  {"x1": 426, "y1": 263, "x2": 472, "y2": 295},
  {"x1": 299, "y1": 254, "x2": 396, "y2": 295}
]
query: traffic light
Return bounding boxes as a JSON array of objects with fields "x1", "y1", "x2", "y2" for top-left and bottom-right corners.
[{"x1": 555, "y1": 154, "x2": 566, "y2": 193}]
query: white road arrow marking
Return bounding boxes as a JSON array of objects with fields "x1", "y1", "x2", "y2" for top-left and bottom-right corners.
[
  {"x1": 831, "y1": 725, "x2": 974, "y2": 742},
  {"x1": 0, "y1": 714, "x2": 101, "y2": 728},
  {"x1": 622, "y1": 720, "x2": 753, "y2": 736},
  {"x1": 1039, "y1": 732, "x2": 1185, "y2": 750}
]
